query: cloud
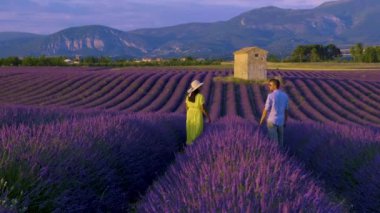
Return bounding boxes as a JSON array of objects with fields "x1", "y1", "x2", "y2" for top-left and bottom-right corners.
[
  {"x1": 0, "y1": 0, "x2": 39, "y2": 11},
  {"x1": 0, "y1": 0, "x2": 331, "y2": 34},
  {"x1": 195, "y1": 0, "x2": 329, "y2": 8},
  {"x1": 21, "y1": 0, "x2": 329, "y2": 11}
]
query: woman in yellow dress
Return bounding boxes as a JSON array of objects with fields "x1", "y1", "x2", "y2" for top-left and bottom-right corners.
[{"x1": 186, "y1": 80, "x2": 211, "y2": 145}]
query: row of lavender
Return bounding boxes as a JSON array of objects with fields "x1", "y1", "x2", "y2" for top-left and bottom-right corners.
[
  {"x1": 0, "y1": 105, "x2": 185, "y2": 212},
  {"x1": 2, "y1": 66, "x2": 380, "y2": 81},
  {"x1": 138, "y1": 118, "x2": 380, "y2": 212},
  {"x1": 0, "y1": 68, "x2": 379, "y2": 127},
  {"x1": 1, "y1": 105, "x2": 380, "y2": 212},
  {"x1": 285, "y1": 122, "x2": 380, "y2": 212},
  {"x1": 0, "y1": 69, "x2": 214, "y2": 113},
  {"x1": 137, "y1": 117, "x2": 346, "y2": 212},
  {"x1": 1, "y1": 107, "x2": 347, "y2": 212}
]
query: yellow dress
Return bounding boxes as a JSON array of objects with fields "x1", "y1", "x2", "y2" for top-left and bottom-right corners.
[{"x1": 186, "y1": 94, "x2": 205, "y2": 144}]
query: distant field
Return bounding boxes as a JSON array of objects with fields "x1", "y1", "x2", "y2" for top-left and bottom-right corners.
[
  {"x1": 107, "y1": 62, "x2": 380, "y2": 72},
  {"x1": 0, "y1": 66, "x2": 379, "y2": 127},
  {"x1": 220, "y1": 62, "x2": 380, "y2": 71},
  {"x1": 268, "y1": 62, "x2": 380, "y2": 70}
]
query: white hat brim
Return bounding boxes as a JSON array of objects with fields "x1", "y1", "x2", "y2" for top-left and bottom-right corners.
[{"x1": 187, "y1": 82, "x2": 203, "y2": 94}]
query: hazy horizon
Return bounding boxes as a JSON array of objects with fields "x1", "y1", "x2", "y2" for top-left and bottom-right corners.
[{"x1": 0, "y1": 0, "x2": 331, "y2": 34}]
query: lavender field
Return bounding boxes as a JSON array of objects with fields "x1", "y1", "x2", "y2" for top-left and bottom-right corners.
[
  {"x1": 1, "y1": 67, "x2": 380, "y2": 126},
  {"x1": 0, "y1": 67, "x2": 379, "y2": 212}
]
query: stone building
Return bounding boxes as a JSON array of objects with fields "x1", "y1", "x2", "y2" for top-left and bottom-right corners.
[{"x1": 234, "y1": 46, "x2": 268, "y2": 81}]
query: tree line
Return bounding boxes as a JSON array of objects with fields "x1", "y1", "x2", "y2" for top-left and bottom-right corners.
[
  {"x1": 0, "y1": 56, "x2": 67, "y2": 66},
  {"x1": 1, "y1": 44, "x2": 380, "y2": 66},
  {"x1": 0, "y1": 56, "x2": 222, "y2": 67},
  {"x1": 350, "y1": 43, "x2": 380, "y2": 63},
  {"x1": 287, "y1": 43, "x2": 380, "y2": 63},
  {"x1": 289, "y1": 44, "x2": 342, "y2": 62}
]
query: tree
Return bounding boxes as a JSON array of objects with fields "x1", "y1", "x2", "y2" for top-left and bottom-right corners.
[
  {"x1": 99, "y1": 57, "x2": 112, "y2": 66},
  {"x1": 350, "y1": 43, "x2": 364, "y2": 62},
  {"x1": 363, "y1": 47, "x2": 378, "y2": 63},
  {"x1": 291, "y1": 45, "x2": 308, "y2": 62},
  {"x1": 0, "y1": 57, "x2": 22, "y2": 66},
  {"x1": 267, "y1": 54, "x2": 281, "y2": 62},
  {"x1": 83, "y1": 56, "x2": 98, "y2": 65},
  {"x1": 325, "y1": 44, "x2": 342, "y2": 60},
  {"x1": 22, "y1": 56, "x2": 38, "y2": 66},
  {"x1": 310, "y1": 48, "x2": 320, "y2": 62},
  {"x1": 290, "y1": 44, "x2": 342, "y2": 62}
]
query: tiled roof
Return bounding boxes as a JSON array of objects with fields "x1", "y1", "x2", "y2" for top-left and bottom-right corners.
[{"x1": 234, "y1": 46, "x2": 268, "y2": 54}]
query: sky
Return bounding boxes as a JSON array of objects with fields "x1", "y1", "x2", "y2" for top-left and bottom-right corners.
[{"x1": 0, "y1": 0, "x2": 331, "y2": 34}]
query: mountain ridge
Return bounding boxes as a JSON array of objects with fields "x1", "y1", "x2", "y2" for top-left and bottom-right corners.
[{"x1": 1, "y1": 0, "x2": 380, "y2": 58}]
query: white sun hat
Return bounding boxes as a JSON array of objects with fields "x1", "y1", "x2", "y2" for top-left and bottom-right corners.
[{"x1": 187, "y1": 80, "x2": 204, "y2": 94}]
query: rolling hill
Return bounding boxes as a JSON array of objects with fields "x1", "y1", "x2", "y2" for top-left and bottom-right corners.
[{"x1": 0, "y1": 0, "x2": 379, "y2": 58}]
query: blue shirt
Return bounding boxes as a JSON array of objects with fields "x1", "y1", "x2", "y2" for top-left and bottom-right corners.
[{"x1": 265, "y1": 90, "x2": 289, "y2": 126}]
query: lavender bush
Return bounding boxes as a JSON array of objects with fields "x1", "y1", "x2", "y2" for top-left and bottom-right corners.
[
  {"x1": 155, "y1": 72, "x2": 194, "y2": 113},
  {"x1": 136, "y1": 72, "x2": 184, "y2": 112},
  {"x1": 285, "y1": 122, "x2": 380, "y2": 212},
  {"x1": 95, "y1": 72, "x2": 151, "y2": 109},
  {"x1": 0, "y1": 104, "x2": 97, "y2": 127},
  {"x1": 0, "y1": 108, "x2": 185, "y2": 212},
  {"x1": 353, "y1": 155, "x2": 380, "y2": 212},
  {"x1": 137, "y1": 117, "x2": 345, "y2": 212}
]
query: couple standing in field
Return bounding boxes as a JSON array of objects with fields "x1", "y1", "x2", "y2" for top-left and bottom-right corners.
[{"x1": 185, "y1": 79, "x2": 289, "y2": 146}]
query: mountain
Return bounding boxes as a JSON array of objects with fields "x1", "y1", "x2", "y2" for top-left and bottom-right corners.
[
  {"x1": 1, "y1": 0, "x2": 380, "y2": 58},
  {"x1": 0, "y1": 33, "x2": 45, "y2": 57},
  {"x1": 0, "y1": 32, "x2": 43, "y2": 42},
  {"x1": 316, "y1": 0, "x2": 380, "y2": 43},
  {"x1": 39, "y1": 26, "x2": 148, "y2": 57},
  {"x1": 0, "y1": 26, "x2": 148, "y2": 58}
]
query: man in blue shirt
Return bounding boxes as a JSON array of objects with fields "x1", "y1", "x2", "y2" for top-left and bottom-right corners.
[{"x1": 259, "y1": 79, "x2": 289, "y2": 147}]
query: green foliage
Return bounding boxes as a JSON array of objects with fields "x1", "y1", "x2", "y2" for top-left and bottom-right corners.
[
  {"x1": 310, "y1": 48, "x2": 320, "y2": 62},
  {"x1": 0, "y1": 56, "x2": 222, "y2": 67},
  {"x1": 0, "y1": 177, "x2": 28, "y2": 212},
  {"x1": 363, "y1": 47, "x2": 378, "y2": 63},
  {"x1": 0, "y1": 57, "x2": 22, "y2": 66},
  {"x1": 290, "y1": 44, "x2": 342, "y2": 62},
  {"x1": 267, "y1": 54, "x2": 281, "y2": 62},
  {"x1": 0, "y1": 56, "x2": 66, "y2": 66},
  {"x1": 350, "y1": 43, "x2": 380, "y2": 63},
  {"x1": 81, "y1": 57, "x2": 222, "y2": 67},
  {"x1": 350, "y1": 43, "x2": 364, "y2": 62}
]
